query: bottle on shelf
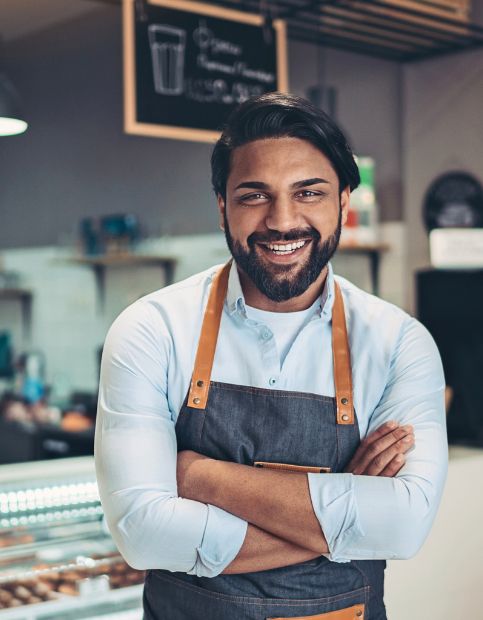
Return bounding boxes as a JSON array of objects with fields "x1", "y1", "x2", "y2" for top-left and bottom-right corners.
[{"x1": 341, "y1": 156, "x2": 379, "y2": 246}]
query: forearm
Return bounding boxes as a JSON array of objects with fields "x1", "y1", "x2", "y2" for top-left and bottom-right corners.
[
  {"x1": 222, "y1": 524, "x2": 320, "y2": 574},
  {"x1": 180, "y1": 457, "x2": 328, "y2": 554}
]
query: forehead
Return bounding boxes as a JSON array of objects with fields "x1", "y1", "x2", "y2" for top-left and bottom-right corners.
[{"x1": 228, "y1": 137, "x2": 336, "y2": 186}]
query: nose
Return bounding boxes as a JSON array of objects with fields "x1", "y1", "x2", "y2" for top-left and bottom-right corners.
[{"x1": 265, "y1": 195, "x2": 302, "y2": 233}]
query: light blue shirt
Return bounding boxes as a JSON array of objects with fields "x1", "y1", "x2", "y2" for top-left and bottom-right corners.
[{"x1": 95, "y1": 262, "x2": 447, "y2": 576}]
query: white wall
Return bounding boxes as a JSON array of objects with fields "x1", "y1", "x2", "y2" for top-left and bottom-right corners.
[{"x1": 289, "y1": 42, "x2": 403, "y2": 222}]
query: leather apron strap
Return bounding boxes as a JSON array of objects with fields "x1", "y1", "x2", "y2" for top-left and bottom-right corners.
[
  {"x1": 332, "y1": 281, "x2": 354, "y2": 425},
  {"x1": 188, "y1": 261, "x2": 232, "y2": 409},
  {"x1": 187, "y1": 261, "x2": 354, "y2": 425}
]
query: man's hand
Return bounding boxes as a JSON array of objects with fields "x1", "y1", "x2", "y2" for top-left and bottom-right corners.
[{"x1": 343, "y1": 421, "x2": 414, "y2": 476}]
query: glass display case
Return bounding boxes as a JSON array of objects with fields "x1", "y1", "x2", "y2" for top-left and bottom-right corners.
[{"x1": 0, "y1": 457, "x2": 143, "y2": 619}]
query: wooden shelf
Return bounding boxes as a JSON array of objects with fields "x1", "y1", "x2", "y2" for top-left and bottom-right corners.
[
  {"x1": 68, "y1": 253, "x2": 177, "y2": 269},
  {"x1": 0, "y1": 288, "x2": 33, "y2": 301},
  {"x1": 339, "y1": 242, "x2": 390, "y2": 253},
  {"x1": 68, "y1": 254, "x2": 177, "y2": 313},
  {"x1": 203, "y1": 0, "x2": 483, "y2": 62},
  {"x1": 103, "y1": 0, "x2": 483, "y2": 62},
  {"x1": 338, "y1": 243, "x2": 389, "y2": 295}
]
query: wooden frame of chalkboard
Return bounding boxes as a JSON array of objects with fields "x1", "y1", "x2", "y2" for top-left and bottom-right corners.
[{"x1": 123, "y1": 0, "x2": 288, "y2": 143}]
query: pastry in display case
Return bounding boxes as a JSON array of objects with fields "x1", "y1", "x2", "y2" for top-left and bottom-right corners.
[{"x1": 0, "y1": 457, "x2": 144, "y2": 620}]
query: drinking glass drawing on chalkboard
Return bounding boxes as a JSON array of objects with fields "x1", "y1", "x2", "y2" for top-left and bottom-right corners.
[{"x1": 148, "y1": 25, "x2": 186, "y2": 95}]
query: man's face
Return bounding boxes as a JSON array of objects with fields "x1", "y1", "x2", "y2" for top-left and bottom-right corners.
[{"x1": 218, "y1": 137, "x2": 350, "y2": 303}]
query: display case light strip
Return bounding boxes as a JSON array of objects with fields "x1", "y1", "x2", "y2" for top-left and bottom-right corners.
[
  {"x1": 0, "y1": 482, "x2": 100, "y2": 514},
  {"x1": 0, "y1": 505, "x2": 103, "y2": 528}
]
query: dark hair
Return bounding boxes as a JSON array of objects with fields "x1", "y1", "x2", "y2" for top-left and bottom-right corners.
[{"x1": 211, "y1": 92, "x2": 360, "y2": 202}]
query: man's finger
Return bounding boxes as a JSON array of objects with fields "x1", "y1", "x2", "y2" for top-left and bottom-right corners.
[
  {"x1": 360, "y1": 421, "x2": 399, "y2": 448},
  {"x1": 379, "y1": 453, "x2": 406, "y2": 478},
  {"x1": 346, "y1": 421, "x2": 399, "y2": 469},
  {"x1": 364, "y1": 434, "x2": 414, "y2": 476},
  {"x1": 350, "y1": 425, "x2": 414, "y2": 474}
]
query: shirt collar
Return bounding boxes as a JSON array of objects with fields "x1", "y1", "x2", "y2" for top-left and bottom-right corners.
[{"x1": 225, "y1": 260, "x2": 335, "y2": 321}]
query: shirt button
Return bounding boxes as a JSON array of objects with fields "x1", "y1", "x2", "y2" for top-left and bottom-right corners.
[
  {"x1": 262, "y1": 331, "x2": 271, "y2": 340},
  {"x1": 230, "y1": 303, "x2": 236, "y2": 311},
  {"x1": 269, "y1": 377, "x2": 277, "y2": 386}
]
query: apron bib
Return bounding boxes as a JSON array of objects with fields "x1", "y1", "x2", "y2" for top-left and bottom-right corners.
[{"x1": 143, "y1": 262, "x2": 387, "y2": 620}]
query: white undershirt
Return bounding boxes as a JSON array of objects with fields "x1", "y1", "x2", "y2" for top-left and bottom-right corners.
[{"x1": 245, "y1": 298, "x2": 321, "y2": 366}]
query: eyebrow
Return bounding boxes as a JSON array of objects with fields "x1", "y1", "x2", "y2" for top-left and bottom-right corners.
[{"x1": 233, "y1": 178, "x2": 330, "y2": 191}]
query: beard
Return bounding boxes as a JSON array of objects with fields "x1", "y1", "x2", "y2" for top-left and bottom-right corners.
[{"x1": 223, "y1": 209, "x2": 342, "y2": 303}]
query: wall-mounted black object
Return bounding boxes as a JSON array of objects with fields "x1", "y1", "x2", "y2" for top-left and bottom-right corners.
[
  {"x1": 423, "y1": 172, "x2": 483, "y2": 233},
  {"x1": 417, "y1": 269, "x2": 483, "y2": 446},
  {"x1": 123, "y1": 0, "x2": 287, "y2": 142}
]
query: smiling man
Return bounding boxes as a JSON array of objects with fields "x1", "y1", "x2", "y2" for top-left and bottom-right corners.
[{"x1": 95, "y1": 93, "x2": 447, "y2": 620}]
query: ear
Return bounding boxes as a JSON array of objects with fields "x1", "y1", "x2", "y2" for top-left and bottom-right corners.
[
  {"x1": 217, "y1": 194, "x2": 226, "y2": 231},
  {"x1": 340, "y1": 185, "x2": 351, "y2": 227}
]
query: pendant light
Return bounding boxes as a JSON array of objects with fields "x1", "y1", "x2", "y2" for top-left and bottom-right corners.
[{"x1": 0, "y1": 73, "x2": 27, "y2": 136}]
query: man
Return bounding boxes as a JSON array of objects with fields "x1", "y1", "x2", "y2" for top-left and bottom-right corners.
[{"x1": 95, "y1": 93, "x2": 447, "y2": 620}]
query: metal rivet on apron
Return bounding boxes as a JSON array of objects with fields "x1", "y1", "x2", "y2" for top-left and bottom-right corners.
[
  {"x1": 341, "y1": 398, "x2": 348, "y2": 405},
  {"x1": 356, "y1": 612, "x2": 363, "y2": 617},
  {"x1": 342, "y1": 414, "x2": 349, "y2": 421},
  {"x1": 193, "y1": 398, "x2": 200, "y2": 404},
  {"x1": 196, "y1": 380, "x2": 204, "y2": 387}
]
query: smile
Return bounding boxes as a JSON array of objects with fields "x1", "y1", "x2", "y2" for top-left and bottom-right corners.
[{"x1": 262, "y1": 240, "x2": 308, "y2": 256}]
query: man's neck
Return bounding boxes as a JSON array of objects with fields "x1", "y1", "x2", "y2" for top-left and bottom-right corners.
[{"x1": 237, "y1": 266, "x2": 328, "y2": 313}]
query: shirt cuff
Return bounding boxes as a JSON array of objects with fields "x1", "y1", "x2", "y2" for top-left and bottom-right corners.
[
  {"x1": 188, "y1": 504, "x2": 248, "y2": 578},
  {"x1": 308, "y1": 472, "x2": 364, "y2": 563}
]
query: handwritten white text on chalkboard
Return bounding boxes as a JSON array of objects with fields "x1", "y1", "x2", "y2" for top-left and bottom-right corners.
[
  {"x1": 193, "y1": 20, "x2": 243, "y2": 57},
  {"x1": 184, "y1": 78, "x2": 264, "y2": 104},
  {"x1": 197, "y1": 55, "x2": 275, "y2": 84}
]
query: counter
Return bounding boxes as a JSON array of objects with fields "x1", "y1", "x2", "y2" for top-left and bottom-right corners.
[
  {"x1": 0, "y1": 457, "x2": 143, "y2": 619},
  {"x1": 385, "y1": 446, "x2": 483, "y2": 619}
]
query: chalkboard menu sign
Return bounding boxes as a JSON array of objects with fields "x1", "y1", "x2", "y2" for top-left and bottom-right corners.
[{"x1": 123, "y1": 0, "x2": 288, "y2": 142}]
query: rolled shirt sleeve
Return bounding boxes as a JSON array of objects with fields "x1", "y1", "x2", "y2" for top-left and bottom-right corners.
[
  {"x1": 308, "y1": 316, "x2": 448, "y2": 562},
  {"x1": 95, "y1": 299, "x2": 247, "y2": 576}
]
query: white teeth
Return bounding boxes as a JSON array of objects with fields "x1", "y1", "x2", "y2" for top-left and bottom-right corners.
[{"x1": 266, "y1": 240, "x2": 307, "y2": 255}]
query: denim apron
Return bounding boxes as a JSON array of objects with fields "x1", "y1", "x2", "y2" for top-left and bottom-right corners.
[{"x1": 143, "y1": 262, "x2": 387, "y2": 620}]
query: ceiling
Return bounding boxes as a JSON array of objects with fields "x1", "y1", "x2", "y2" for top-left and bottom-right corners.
[
  {"x1": 0, "y1": 0, "x2": 105, "y2": 42},
  {"x1": 1, "y1": 0, "x2": 483, "y2": 61}
]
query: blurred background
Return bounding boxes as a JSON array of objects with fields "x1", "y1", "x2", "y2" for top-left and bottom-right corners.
[{"x1": 0, "y1": 0, "x2": 482, "y2": 618}]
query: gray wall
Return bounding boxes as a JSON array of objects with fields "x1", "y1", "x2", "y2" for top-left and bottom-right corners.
[
  {"x1": 403, "y1": 47, "x2": 483, "y2": 311},
  {"x1": 289, "y1": 42, "x2": 403, "y2": 222},
  {"x1": 0, "y1": 4, "x2": 402, "y2": 250}
]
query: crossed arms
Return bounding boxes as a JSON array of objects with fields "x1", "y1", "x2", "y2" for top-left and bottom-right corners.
[{"x1": 176, "y1": 422, "x2": 415, "y2": 574}]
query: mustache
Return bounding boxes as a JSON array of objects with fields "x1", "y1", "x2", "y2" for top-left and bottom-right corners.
[{"x1": 247, "y1": 227, "x2": 321, "y2": 246}]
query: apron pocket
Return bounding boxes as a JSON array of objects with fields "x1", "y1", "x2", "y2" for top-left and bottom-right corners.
[
  {"x1": 254, "y1": 462, "x2": 331, "y2": 474},
  {"x1": 267, "y1": 603, "x2": 364, "y2": 620}
]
